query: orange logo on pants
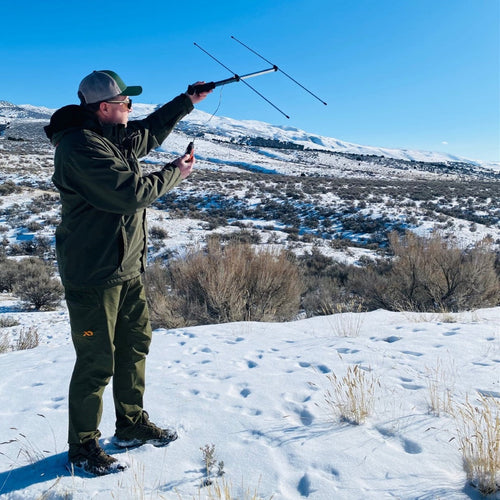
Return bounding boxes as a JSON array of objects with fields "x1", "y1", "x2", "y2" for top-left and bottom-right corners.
[{"x1": 83, "y1": 330, "x2": 94, "y2": 337}]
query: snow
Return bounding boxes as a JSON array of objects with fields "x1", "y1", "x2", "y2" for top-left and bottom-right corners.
[
  {"x1": 0, "y1": 296, "x2": 498, "y2": 499},
  {"x1": 130, "y1": 105, "x2": 499, "y2": 170}
]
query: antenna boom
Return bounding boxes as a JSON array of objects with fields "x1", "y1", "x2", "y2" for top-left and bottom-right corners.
[{"x1": 188, "y1": 42, "x2": 289, "y2": 119}]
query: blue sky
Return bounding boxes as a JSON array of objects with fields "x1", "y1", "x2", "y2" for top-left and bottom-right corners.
[{"x1": 1, "y1": 0, "x2": 498, "y2": 162}]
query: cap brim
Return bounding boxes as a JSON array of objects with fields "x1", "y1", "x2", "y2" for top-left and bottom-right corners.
[{"x1": 121, "y1": 85, "x2": 142, "y2": 96}]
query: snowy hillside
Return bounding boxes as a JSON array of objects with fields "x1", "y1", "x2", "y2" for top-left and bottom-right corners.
[
  {"x1": 130, "y1": 103, "x2": 498, "y2": 169},
  {"x1": 0, "y1": 100, "x2": 499, "y2": 261},
  {"x1": 1, "y1": 101, "x2": 498, "y2": 174}
]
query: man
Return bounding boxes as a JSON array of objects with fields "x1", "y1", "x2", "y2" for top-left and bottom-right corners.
[{"x1": 44, "y1": 70, "x2": 210, "y2": 476}]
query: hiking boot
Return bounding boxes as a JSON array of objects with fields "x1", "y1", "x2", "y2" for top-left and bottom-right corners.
[
  {"x1": 114, "y1": 411, "x2": 178, "y2": 448},
  {"x1": 68, "y1": 438, "x2": 127, "y2": 476}
]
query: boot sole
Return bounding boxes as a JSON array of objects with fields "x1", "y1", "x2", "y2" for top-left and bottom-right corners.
[
  {"x1": 113, "y1": 434, "x2": 178, "y2": 449},
  {"x1": 66, "y1": 459, "x2": 128, "y2": 477}
]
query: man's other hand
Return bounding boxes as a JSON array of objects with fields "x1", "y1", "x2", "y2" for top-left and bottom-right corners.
[{"x1": 172, "y1": 153, "x2": 195, "y2": 179}]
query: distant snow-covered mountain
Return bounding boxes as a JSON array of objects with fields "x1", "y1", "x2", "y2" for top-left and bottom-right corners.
[
  {"x1": 0, "y1": 100, "x2": 54, "y2": 121},
  {"x1": 131, "y1": 103, "x2": 498, "y2": 169},
  {"x1": 0, "y1": 100, "x2": 498, "y2": 171}
]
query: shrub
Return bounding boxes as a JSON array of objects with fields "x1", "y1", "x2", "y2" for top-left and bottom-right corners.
[
  {"x1": 149, "y1": 226, "x2": 169, "y2": 239},
  {"x1": 353, "y1": 232, "x2": 500, "y2": 312},
  {"x1": 0, "y1": 316, "x2": 20, "y2": 328},
  {"x1": 301, "y1": 276, "x2": 346, "y2": 317},
  {"x1": 219, "y1": 229, "x2": 262, "y2": 245},
  {"x1": 146, "y1": 241, "x2": 303, "y2": 327},
  {"x1": 8, "y1": 235, "x2": 53, "y2": 258},
  {"x1": 0, "y1": 257, "x2": 19, "y2": 292},
  {"x1": 298, "y1": 249, "x2": 354, "y2": 317},
  {"x1": 0, "y1": 180, "x2": 21, "y2": 195},
  {"x1": 144, "y1": 261, "x2": 188, "y2": 330},
  {"x1": 11, "y1": 258, "x2": 63, "y2": 310},
  {"x1": 200, "y1": 443, "x2": 225, "y2": 487}
]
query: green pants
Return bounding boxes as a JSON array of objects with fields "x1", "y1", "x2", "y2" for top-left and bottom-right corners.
[{"x1": 65, "y1": 276, "x2": 152, "y2": 446}]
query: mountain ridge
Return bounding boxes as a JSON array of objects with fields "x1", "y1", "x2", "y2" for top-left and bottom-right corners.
[{"x1": 1, "y1": 100, "x2": 497, "y2": 171}]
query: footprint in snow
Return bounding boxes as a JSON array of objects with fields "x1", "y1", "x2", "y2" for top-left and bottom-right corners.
[
  {"x1": 336, "y1": 347, "x2": 360, "y2": 354},
  {"x1": 316, "y1": 364, "x2": 330, "y2": 374},
  {"x1": 401, "y1": 383, "x2": 425, "y2": 390},
  {"x1": 299, "y1": 408, "x2": 314, "y2": 426},
  {"x1": 376, "y1": 426, "x2": 423, "y2": 454},
  {"x1": 247, "y1": 408, "x2": 262, "y2": 416},
  {"x1": 50, "y1": 396, "x2": 65, "y2": 409},
  {"x1": 297, "y1": 473, "x2": 314, "y2": 497},
  {"x1": 286, "y1": 402, "x2": 315, "y2": 426},
  {"x1": 477, "y1": 389, "x2": 500, "y2": 398},
  {"x1": 383, "y1": 335, "x2": 401, "y2": 343},
  {"x1": 240, "y1": 388, "x2": 251, "y2": 398},
  {"x1": 402, "y1": 437, "x2": 423, "y2": 454},
  {"x1": 402, "y1": 350, "x2": 424, "y2": 357}
]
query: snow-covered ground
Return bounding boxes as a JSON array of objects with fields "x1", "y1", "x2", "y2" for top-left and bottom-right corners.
[
  {"x1": 0, "y1": 296, "x2": 498, "y2": 499},
  {"x1": 0, "y1": 100, "x2": 499, "y2": 499}
]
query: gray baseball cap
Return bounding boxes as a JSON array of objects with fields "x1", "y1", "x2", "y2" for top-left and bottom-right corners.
[{"x1": 78, "y1": 70, "x2": 142, "y2": 104}]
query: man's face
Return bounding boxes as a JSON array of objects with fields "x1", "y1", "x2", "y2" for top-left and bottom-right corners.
[{"x1": 97, "y1": 96, "x2": 132, "y2": 126}]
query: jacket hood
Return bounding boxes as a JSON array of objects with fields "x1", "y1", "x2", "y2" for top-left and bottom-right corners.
[{"x1": 44, "y1": 105, "x2": 100, "y2": 145}]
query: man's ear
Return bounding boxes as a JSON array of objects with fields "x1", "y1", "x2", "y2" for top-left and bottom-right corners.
[{"x1": 96, "y1": 101, "x2": 111, "y2": 120}]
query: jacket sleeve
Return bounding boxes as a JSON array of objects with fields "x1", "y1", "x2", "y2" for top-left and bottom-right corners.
[
  {"x1": 127, "y1": 94, "x2": 194, "y2": 157},
  {"x1": 60, "y1": 135, "x2": 183, "y2": 215}
]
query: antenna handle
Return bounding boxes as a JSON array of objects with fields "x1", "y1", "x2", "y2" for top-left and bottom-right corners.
[{"x1": 187, "y1": 82, "x2": 216, "y2": 95}]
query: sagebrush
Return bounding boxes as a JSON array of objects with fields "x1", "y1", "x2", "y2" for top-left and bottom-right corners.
[
  {"x1": 351, "y1": 232, "x2": 500, "y2": 312},
  {"x1": 146, "y1": 240, "x2": 302, "y2": 328},
  {"x1": 0, "y1": 256, "x2": 63, "y2": 310}
]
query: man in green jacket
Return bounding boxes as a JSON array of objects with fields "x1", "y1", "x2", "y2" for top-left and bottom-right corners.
[{"x1": 45, "y1": 70, "x2": 210, "y2": 476}]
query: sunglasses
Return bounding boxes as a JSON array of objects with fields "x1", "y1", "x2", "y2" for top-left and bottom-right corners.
[{"x1": 105, "y1": 98, "x2": 132, "y2": 110}]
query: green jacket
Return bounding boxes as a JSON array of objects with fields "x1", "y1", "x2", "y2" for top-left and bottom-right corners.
[{"x1": 45, "y1": 94, "x2": 193, "y2": 289}]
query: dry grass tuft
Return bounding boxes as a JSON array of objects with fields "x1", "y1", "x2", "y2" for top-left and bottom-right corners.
[
  {"x1": 324, "y1": 364, "x2": 379, "y2": 425},
  {"x1": 325, "y1": 302, "x2": 364, "y2": 337},
  {"x1": 426, "y1": 359, "x2": 455, "y2": 416},
  {"x1": 199, "y1": 477, "x2": 272, "y2": 500},
  {"x1": 0, "y1": 333, "x2": 9, "y2": 353},
  {"x1": 453, "y1": 394, "x2": 500, "y2": 495},
  {"x1": 15, "y1": 326, "x2": 39, "y2": 350}
]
